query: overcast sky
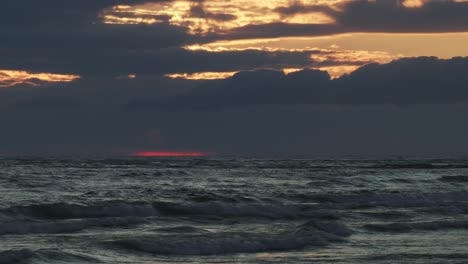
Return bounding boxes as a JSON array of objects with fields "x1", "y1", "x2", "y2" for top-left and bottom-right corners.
[{"x1": 1, "y1": 0, "x2": 468, "y2": 157}]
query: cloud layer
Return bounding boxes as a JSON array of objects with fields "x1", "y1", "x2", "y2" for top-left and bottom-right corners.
[
  {"x1": 2, "y1": 57, "x2": 468, "y2": 156},
  {"x1": 2, "y1": 0, "x2": 468, "y2": 156}
]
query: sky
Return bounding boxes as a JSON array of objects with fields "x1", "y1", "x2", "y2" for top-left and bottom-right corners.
[{"x1": 1, "y1": 0, "x2": 468, "y2": 157}]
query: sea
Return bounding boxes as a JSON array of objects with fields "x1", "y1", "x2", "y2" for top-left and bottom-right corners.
[{"x1": 1, "y1": 158, "x2": 468, "y2": 263}]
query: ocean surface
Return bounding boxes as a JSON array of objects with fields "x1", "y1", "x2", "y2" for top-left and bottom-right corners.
[{"x1": 1, "y1": 158, "x2": 468, "y2": 264}]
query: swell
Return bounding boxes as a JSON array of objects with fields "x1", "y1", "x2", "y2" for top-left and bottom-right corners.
[
  {"x1": 438, "y1": 175, "x2": 468, "y2": 182},
  {"x1": 2, "y1": 201, "x2": 160, "y2": 219},
  {"x1": 0, "y1": 249, "x2": 98, "y2": 264},
  {"x1": 0, "y1": 217, "x2": 146, "y2": 235},
  {"x1": 0, "y1": 249, "x2": 34, "y2": 264},
  {"x1": 1, "y1": 200, "x2": 337, "y2": 220},
  {"x1": 310, "y1": 191, "x2": 468, "y2": 210},
  {"x1": 110, "y1": 220, "x2": 352, "y2": 255},
  {"x1": 367, "y1": 253, "x2": 468, "y2": 261},
  {"x1": 153, "y1": 201, "x2": 335, "y2": 219},
  {"x1": 368, "y1": 162, "x2": 468, "y2": 169},
  {"x1": 364, "y1": 220, "x2": 468, "y2": 233}
]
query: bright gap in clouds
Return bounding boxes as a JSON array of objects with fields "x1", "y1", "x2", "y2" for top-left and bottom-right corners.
[
  {"x1": 185, "y1": 33, "x2": 468, "y2": 59},
  {"x1": 168, "y1": 32, "x2": 468, "y2": 80},
  {"x1": 165, "y1": 67, "x2": 361, "y2": 80}
]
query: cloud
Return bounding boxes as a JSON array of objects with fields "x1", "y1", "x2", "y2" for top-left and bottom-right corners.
[
  {"x1": 146, "y1": 69, "x2": 331, "y2": 109},
  {"x1": 1, "y1": 0, "x2": 468, "y2": 156},
  {"x1": 226, "y1": 0, "x2": 468, "y2": 39},
  {"x1": 334, "y1": 56, "x2": 468, "y2": 104},
  {"x1": 189, "y1": 3, "x2": 237, "y2": 22},
  {"x1": 0, "y1": 0, "x2": 197, "y2": 76},
  {"x1": 2, "y1": 56, "x2": 468, "y2": 156},
  {"x1": 127, "y1": 56, "x2": 468, "y2": 110},
  {"x1": 335, "y1": 0, "x2": 468, "y2": 33},
  {"x1": 2, "y1": 45, "x2": 376, "y2": 77},
  {"x1": 3, "y1": 0, "x2": 468, "y2": 78}
]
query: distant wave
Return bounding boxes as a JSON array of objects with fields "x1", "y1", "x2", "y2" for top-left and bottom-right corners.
[
  {"x1": 1, "y1": 200, "x2": 337, "y2": 220},
  {"x1": 0, "y1": 249, "x2": 98, "y2": 264},
  {"x1": 364, "y1": 220, "x2": 468, "y2": 233},
  {"x1": 0, "y1": 217, "x2": 145, "y2": 235},
  {"x1": 110, "y1": 220, "x2": 351, "y2": 255},
  {"x1": 368, "y1": 163, "x2": 468, "y2": 169},
  {"x1": 367, "y1": 253, "x2": 468, "y2": 261},
  {"x1": 152, "y1": 225, "x2": 211, "y2": 234},
  {"x1": 152, "y1": 201, "x2": 334, "y2": 219},
  {"x1": 3, "y1": 201, "x2": 160, "y2": 219},
  {"x1": 0, "y1": 249, "x2": 34, "y2": 264},
  {"x1": 438, "y1": 176, "x2": 468, "y2": 182},
  {"x1": 310, "y1": 191, "x2": 468, "y2": 210}
]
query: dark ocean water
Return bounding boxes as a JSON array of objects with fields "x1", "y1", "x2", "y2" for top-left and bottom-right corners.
[{"x1": 1, "y1": 158, "x2": 468, "y2": 263}]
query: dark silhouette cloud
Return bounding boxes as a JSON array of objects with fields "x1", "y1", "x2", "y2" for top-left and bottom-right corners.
[
  {"x1": 141, "y1": 69, "x2": 331, "y2": 109},
  {"x1": 129, "y1": 57, "x2": 468, "y2": 110},
  {"x1": 336, "y1": 0, "x2": 468, "y2": 33},
  {"x1": 1, "y1": 0, "x2": 468, "y2": 156},
  {"x1": 334, "y1": 56, "x2": 468, "y2": 105},
  {"x1": 0, "y1": 48, "x2": 321, "y2": 77},
  {"x1": 2, "y1": 0, "x2": 468, "y2": 77},
  {"x1": 229, "y1": 0, "x2": 468, "y2": 39},
  {"x1": 2, "y1": 57, "x2": 467, "y2": 156}
]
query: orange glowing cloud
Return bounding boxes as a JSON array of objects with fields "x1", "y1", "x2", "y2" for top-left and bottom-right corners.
[
  {"x1": 0, "y1": 70, "x2": 80, "y2": 88},
  {"x1": 133, "y1": 151, "x2": 213, "y2": 157},
  {"x1": 165, "y1": 71, "x2": 238, "y2": 80},
  {"x1": 310, "y1": 49, "x2": 398, "y2": 64},
  {"x1": 102, "y1": 0, "x2": 343, "y2": 34},
  {"x1": 164, "y1": 66, "x2": 362, "y2": 81},
  {"x1": 175, "y1": 39, "x2": 400, "y2": 80}
]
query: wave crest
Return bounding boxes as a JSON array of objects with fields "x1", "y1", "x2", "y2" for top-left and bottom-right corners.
[{"x1": 111, "y1": 220, "x2": 351, "y2": 255}]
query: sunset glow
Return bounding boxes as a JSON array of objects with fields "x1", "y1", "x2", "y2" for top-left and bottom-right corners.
[
  {"x1": 102, "y1": 0, "x2": 342, "y2": 34},
  {"x1": 100, "y1": 0, "x2": 468, "y2": 76},
  {"x1": 165, "y1": 72, "x2": 238, "y2": 80},
  {"x1": 402, "y1": 0, "x2": 426, "y2": 8},
  {"x1": 4, "y1": 0, "x2": 468, "y2": 158},
  {"x1": 164, "y1": 65, "x2": 361, "y2": 80},
  {"x1": 0, "y1": 70, "x2": 80, "y2": 88}
]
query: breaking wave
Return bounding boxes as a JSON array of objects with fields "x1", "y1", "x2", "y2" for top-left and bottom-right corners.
[{"x1": 110, "y1": 220, "x2": 351, "y2": 255}]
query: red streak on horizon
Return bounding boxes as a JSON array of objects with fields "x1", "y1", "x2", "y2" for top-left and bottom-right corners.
[{"x1": 133, "y1": 151, "x2": 211, "y2": 157}]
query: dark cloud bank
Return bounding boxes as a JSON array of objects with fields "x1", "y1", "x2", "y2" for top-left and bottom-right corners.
[
  {"x1": 228, "y1": 0, "x2": 468, "y2": 39},
  {"x1": 1, "y1": 0, "x2": 468, "y2": 156},
  {"x1": 132, "y1": 56, "x2": 468, "y2": 109},
  {"x1": 2, "y1": 0, "x2": 468, "y2": 77},
  {"x1": 2, "y1": 57, "x2": 468, "y2": 157}
]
